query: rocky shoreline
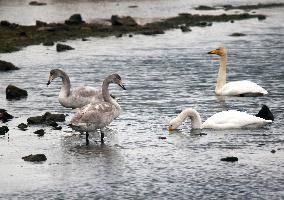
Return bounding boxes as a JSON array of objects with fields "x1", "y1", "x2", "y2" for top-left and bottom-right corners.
[{"x1": 0, "y1": 9, "x2": 269, "y2": 53}]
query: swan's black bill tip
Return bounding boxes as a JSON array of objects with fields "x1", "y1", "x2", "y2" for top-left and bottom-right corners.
[{"x1": 120, "y1": 84, "x2": 126, "y2": 90}]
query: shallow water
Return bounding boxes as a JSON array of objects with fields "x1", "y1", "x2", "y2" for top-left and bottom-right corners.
[{"x1": 0, "y1": 1, "x2": 284, "y2": 199}]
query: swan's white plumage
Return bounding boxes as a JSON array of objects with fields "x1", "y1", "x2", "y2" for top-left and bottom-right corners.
[
  {"x1": 202, "y1": 110, "x2": 272, "y2": 129},
  {"x1": 219, "y1": 80, "x2": 268, "y2": 96}
]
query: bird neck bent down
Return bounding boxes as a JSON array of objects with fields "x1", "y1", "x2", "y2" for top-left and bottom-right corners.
[
  {"x1": 178, "y1": 108, "x2": 202, "y2": 129},
  {"x1": 215, "y1": 55, "x2": 227, "y2": 95},
  {"x1": 59, "y1": 71, "x2": 71, "y2": 97}
]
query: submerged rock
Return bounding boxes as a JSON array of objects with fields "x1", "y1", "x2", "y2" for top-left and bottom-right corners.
[
  {"x1": 29, "y1": 1, "x2": 47, "y2": 6},
  {"x1": 65, "y1": 14, "x2": 85, "y2": 25},
  {"x1": 56, "y1": 43, "x2": 74, "y2": 52},
  {"x1": 0, "y1": 126, "x2": 9, "y2": 135},
  {"x1": 18, "y1": 123, "x2": 28, "y2": 131},
  {"x1": 34, "y1": 129, "x2": 45, "y2": 136},
  {"x1": 220, "y1": 157, "x2": 238, "y2": 162},
  {"x1": 6, "y1": 85, "x2": 28, "y2": 100},
  {"x1": 22, "y1": 154, "x2": 47, "y2": 162},
  {"x1": 0, "y1": 60, "x2": 19, "y2": 71},
  {"x1": 0, "y1": 109, "x2": 14, "y2": 123},
  {"x1": 111, "y1": 15, "x2": 138, "y2": 26},
  {"x1": 230, "y1": 32, "x2": 246, "y2": 37}
]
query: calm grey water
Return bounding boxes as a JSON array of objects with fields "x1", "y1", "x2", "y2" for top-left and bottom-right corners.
[{"x1": 0, "y1": 1, "x2": 284, "y2": 199}]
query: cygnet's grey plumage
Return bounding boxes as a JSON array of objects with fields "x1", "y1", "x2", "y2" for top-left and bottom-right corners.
[
  {"x1": 70, "y1": 74, "x2": 126, "y2": 144},
  {"x1": 47, "y1": 69, "x2": 107, "y2": 108}
]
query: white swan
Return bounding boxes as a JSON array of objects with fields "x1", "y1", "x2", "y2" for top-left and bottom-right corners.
[
  {"x1": 70, "y1": 74, "x2": 126, "y2": 144},
  {"x1": 47, "y1": 69, "x2": 111, "y2": 108},
  {"x1": 168, "y1": 105, "x2": 274, "y2": 130},
  {"x1": 208, "y1": 47, "x2": 268, "y2": 96}
]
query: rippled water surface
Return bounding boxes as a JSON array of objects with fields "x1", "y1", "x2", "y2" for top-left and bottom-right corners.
[{"x1": 0, "y1": 1, "x2": 284, "y2": 199}]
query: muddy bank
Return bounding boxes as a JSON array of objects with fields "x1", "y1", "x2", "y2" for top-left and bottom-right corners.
[{"x1": 0, "y1": 12, "x2": 266, "y2": 53}]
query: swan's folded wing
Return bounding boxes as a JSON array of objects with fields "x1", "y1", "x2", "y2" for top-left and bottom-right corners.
[
  {"x1": 73, "y1": 86, "x2": 102, "y2": 98},
  {"x1": 222, "y1": 81, "x2": 268, "y2": 96},
  {"x1": 203, "y1": 110, "x2": 271, "y2": 129},
  {"x1": 71, "y1": 102, "x2": 118, "y2": 125}
]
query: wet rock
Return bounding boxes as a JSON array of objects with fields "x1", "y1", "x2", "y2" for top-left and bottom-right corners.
[
  {"x1": 65, "y1": 14, "x2": 85, "y2": 25},
  {"x1": 271, "y1": 149, "x2": 276, "y2": 153},
  {"x1": 0, "y1": 20, "x2": 11, "y2": 26},
  {"x1": 111, "y1": 15, "x2": 138, "y2": 26},
  {"x1": 223, "y1": 4, "x2": 233, "y2": 10},
  {"x1": 195, "y1": 5, "x2": 216, "y2": 10},
  {"x1": 34, "y1": 129, "x2": 45, "y2": 136},
  {"x1": 27, "y1": 112, "x2": 65, "y2": 125},
  {"x1": 36, "y1": 20, "x2": 47, "y2": 27},
  {"x1": 220, "y1": 157, "x2": 238, "y2": 162},
  {"x1": 0, "y1": 109, "x2": 14, "y2": 123},
  {"x1": 196, "y1": 21, "x2": 212, "y2": 27},
  {"x1": 230, "y1": 32, "x2": 246, "y2": 37},
  {"x1": 116, "y1": 33, "x2": 123, "y2": 38},
  {"x1": 42, "y1": 41, "x2": 54, "y2": 46},
  {"x1": 29, "y1": 1, "x2": 47, "y2": 6},
  {"x1": 258, "y1": 15, "x2": 266, "y2": 20},
  {"x1": 53, "y1": 126, "x2": 62, "y2": 130},
  {"x1": 18, "y1": 123, "x2": 28, "y2": 131},
  {"x1": 81, "y1": 38, "x2": 89, "y2": 41},
  {"x1": 230, "y1": 20, "x2": 234, "y2": 23},
  {"x1": 0, "y1": 60, "x2": 19, "y2": 71},
  {"x1": 56, "y1": 43, "x2": 74, "y2": 52},
  {"x1": 180, "y1": 25, "x2": 191, "y2": 32},
  {"x1": 128, "y1": 5, "x2": 138, "y2": 8},
  {"x1": 0, "y1": 126, "x2": 9, "y2": 135},
  {"x1": 129, "y1": 34, "x2": 133, "y2": 37},
  {"x1": 6, "y1": 85, "x2": 28, "y2": 100},
  {"x1": 19, "y1": 31, "x2": 27, "y2": 37},
  {"x1": 43, "y1": 112, "x2": 65, "y2": 122},
  {"x1": 22, "y1": 154, "x2": 47, "y2": 162},
  {"x1": 158, "y1": 136, "x2": 167, "y2": 140},
  {"x1": 141, "y1": 30, "x2": 165, "y2": 35}
]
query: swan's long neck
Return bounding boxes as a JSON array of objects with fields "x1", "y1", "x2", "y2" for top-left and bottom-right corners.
[
  {"x1": 176, "y1": 108, "x2": 202, "y2": 129},
  {"x1": 215, "y1": 55, "x2": 227, "y2": 95},
  {"x1": 59, "y1": 71, "x2": 71, "y2": 97},
  {"x1": 102, "y1": 79, "x2": 120, "y2": 108}
]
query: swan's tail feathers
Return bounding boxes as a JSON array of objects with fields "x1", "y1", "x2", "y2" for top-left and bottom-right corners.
[{"x1": 256, "y1": 105, "x2": 274, "y2": 121}]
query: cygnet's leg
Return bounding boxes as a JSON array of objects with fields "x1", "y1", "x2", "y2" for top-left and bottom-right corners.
[
  {"x1": 100, "y1": 129, "x2": 105, "y2": 143},
  {"x1": 86, "y1": 132, "x2": 89, "y2": 146}
]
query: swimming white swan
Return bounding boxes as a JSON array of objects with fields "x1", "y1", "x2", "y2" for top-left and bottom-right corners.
[
  {"x1": 47, "y1": 69, "x2": 112, "y2": 108},
  {"x1": 208, "y1": 47, "x2": 268, "y2": 96},
  {"x1": 70, "y1": 74, "x2": 126, "y2": 144},
  {"x1": 168, "y1": 105, "x2": 274, "y2": 130}
]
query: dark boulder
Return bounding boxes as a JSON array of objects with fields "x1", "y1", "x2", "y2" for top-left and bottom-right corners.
[
  {"x1": 22, "y1": 154, "x2": 47, "y2": 162},
  {"x1": 29, "y1": 1, "x2": 47, "y2": 6},
  {"x1": 195, "y1": 5, "x2": 216, "y2": 10},
  {"x1": 230, "y1": 32, "x2": 246, "y2": 37},
  {"x1": 271, "y1": 149, "x2": 276, "y2": 153},
  {"x1": 180, "y1": 25, "x2": 192, "y2": 32},
  {"x1": 141, "y1": 30, "x2": 165, "y2": 35},
  {"x1": 27, "y1": 112, "x2": 65, "y2": 125},
  {"x1": 56, "y1": 43, "x2": 74, "y2": 52},
  {"x1": 0, "y1": 20, "x2": 11, "y2": 26},
  {"x1": 18, "y1": 123, "x2": 28, "y2": 131},
  {"x1": 6, "y1": 85, "x2": 28, "y2": 100},
  {"x1": 220, "y1": 157, "x2": 238, "y2": 162},
  {"x1": 42, "y1": 41, "x2": 54, "y2": 46},
  {"x1": 0, "y1": 126, "x2": 9, "y2": 135},
  {"x1": 0, "y1": 60, "x2": 19, "y2": 71},
  {"x1": 111, "y1": 15, "x2": 138, "y2": 26},
  {"x1": 65, "y1": 14, "x2": 85, "y2": 25},
  {"x1": 34, "y1": 129, "x2": 45, "y2": 136},
  {"x1": 36, "y1": 20, "x2": 47, "y2": 27},
  {"x1": 0, "y1": 109, "x2": 13, "y2": 123}
]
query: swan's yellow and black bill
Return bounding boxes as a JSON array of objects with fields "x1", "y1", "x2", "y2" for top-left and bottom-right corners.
[{"x1": 207, "y1": 49, "x2": 219, "y2": 54}]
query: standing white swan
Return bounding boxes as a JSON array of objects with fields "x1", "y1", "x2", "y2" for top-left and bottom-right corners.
[
  {"x1": 208, "y1": 47, "x2": 268, "y2": 96},
  {"x1": 70, "y1": 74, "x2": 126, "y2": 144},
  {"x1": 168, "y1": 105, "x2": 274, "y2": 130},
  {"x1": 47, "y1": 69, "x2": 112, "y2": 108}
]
